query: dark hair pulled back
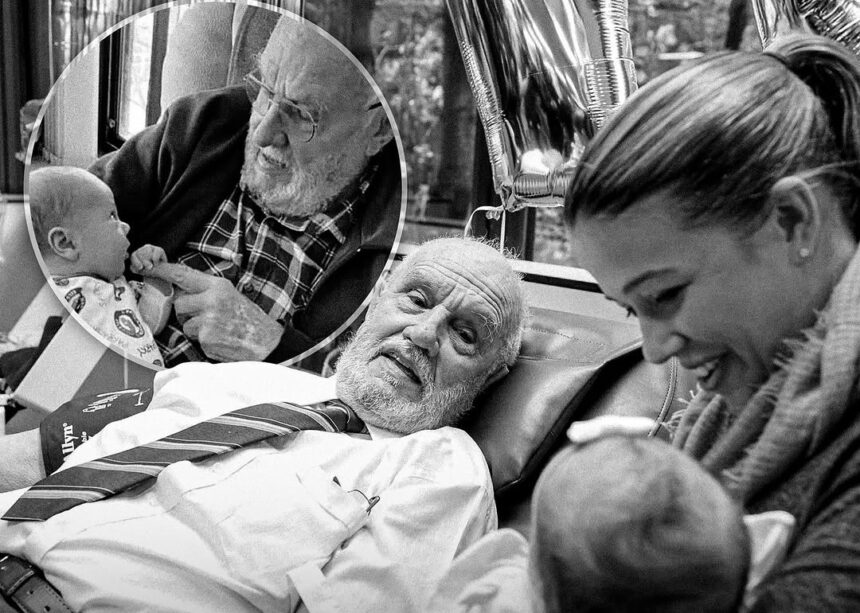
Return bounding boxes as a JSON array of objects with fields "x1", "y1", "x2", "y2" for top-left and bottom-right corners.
[{"x1": 564, "y1": 34, "x2": 860, "y2": 237}]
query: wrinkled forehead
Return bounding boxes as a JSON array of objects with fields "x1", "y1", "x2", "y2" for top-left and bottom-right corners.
[
  {"x1": 400, "y1": 245, "x2": 518, "y2": 335},
  {"x1": 258, "y1": 18, "x2": 371, "y2": 108},
  {"x1": 569, "y1": 197, "x2": 697, "y2": 289}
]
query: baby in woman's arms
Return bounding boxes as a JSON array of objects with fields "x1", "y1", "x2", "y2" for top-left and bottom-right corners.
[{"x1": 429, "y1": 425, "x2": 794, "y2": 613}]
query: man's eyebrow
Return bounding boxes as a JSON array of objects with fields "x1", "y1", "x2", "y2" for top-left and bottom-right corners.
[
  {"x1": 621, "y1": 268, "x2": 675, "y2": 294},
  {"x1": 468, "y1": 307, "x2": 501, "y2": 345},
  {"x1": 398, "y1": 268, "x2": 429, "y2": 287},
  {"x1": 398, "y1": 271, "x2": 501, "y2": 338}
]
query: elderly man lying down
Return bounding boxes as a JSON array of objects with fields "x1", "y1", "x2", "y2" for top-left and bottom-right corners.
[{"x1": 0, "y1": 237, "x2": 526, "y2": 613}]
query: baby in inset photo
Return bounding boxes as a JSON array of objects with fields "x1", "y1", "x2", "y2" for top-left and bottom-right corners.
[{"x1": 29, "y1": 166, "x2": 172, "y2": 367}]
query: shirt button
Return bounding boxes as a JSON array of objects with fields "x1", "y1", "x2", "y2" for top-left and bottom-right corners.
[{"x1": 241, "y1": 283, "x2": 255, "y2": 295}]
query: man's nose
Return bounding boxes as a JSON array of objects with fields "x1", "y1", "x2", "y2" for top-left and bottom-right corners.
[
  {"x1": 639, "y1": 317, "x2": 685, "y2": 364},
  {"x1": 251, "y1": 104, "x2": 288, "y2": 149},
  {"x1": 402, "y1": 307, "x2": 446, "y2": 358},
  {"x1": 119, "y1": 221, "x2": 130, "y2": 236}
]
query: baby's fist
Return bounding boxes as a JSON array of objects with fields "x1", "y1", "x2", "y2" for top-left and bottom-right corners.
[{"x1": 130, "y1": 244, "x2": 167, "y2": 273}]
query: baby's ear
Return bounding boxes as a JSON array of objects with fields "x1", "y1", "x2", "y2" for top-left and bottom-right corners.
[{"x1": 47, "y1": 226, "x2": 78, "y2": 261}]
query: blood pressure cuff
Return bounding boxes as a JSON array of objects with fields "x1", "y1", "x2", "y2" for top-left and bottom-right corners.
[{"x1": 39, "y1": 388, "x2": 153, "y2": 474}]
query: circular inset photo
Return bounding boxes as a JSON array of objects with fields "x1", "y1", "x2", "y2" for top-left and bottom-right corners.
[{"x1": 24, "y1": 1, "x2": 407, "y2": 371}]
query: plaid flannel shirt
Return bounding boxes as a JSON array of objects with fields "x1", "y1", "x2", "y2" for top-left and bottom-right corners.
[{"x1": 156, "y1": 165, "x2": 377, "y2": 365}]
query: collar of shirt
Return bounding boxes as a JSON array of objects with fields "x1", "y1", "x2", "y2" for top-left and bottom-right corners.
[
  {"x1": 328, "y1": 373, "x2": 402, "y2": 441},
  {"x1": 365, "y1": 425, "x2": 403, "y2": 440}
]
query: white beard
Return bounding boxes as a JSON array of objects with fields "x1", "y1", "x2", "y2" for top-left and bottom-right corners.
[
  {"x1": 335, "y1": 330, "x2": 485, "y2": 434},
  {"x1": 239, "y1": 140, "x2": 359, "y2": 218}
]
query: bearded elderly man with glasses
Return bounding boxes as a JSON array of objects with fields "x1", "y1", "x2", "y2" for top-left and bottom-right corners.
[{"x1": 89, "y1": 15, "x2": 401, "y2": 366}]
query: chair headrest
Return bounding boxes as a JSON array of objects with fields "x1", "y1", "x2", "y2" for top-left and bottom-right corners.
[{"x1": 462, "y1": 306, "x2": 677, "y2": 498}]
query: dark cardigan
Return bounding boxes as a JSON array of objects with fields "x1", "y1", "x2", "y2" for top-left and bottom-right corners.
[
  {"x1": 748, "y1": 399, "x2": 860, "y2": 611},
  {"x1": 90, "y1": 85, "x2": 403, "y2": 363}
]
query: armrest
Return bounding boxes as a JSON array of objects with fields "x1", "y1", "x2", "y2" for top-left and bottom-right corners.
[{"x1": 13, "y1": 317, "x2": 155, "y2": 416}]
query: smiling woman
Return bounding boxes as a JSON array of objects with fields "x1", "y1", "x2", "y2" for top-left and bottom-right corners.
[
  {"x1": 565, "y1": 33, "x2": 860, "y2": 611},
  {"x1": 568, "y1": 189, "x2": 848, "y2": 413}
]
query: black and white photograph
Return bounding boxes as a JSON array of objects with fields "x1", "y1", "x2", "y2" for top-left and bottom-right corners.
[{"x1": 1, "y1": 0, "x2": 858, "y2": 611}]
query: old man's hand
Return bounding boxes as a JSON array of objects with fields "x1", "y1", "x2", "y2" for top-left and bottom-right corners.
[{"x1": 148, "y1": 263, "x2": 282, "y2": 362}]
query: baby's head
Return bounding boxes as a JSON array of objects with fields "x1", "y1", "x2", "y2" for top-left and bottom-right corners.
[
  {"x1": 29, "y1": 166, "x2": 130, "y2": 281},
  {"x1": 530, "y1": 436, "x2": 749, "y2": 613}
]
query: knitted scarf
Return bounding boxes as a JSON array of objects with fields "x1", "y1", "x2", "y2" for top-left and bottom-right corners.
[{"x1": 673, "y1": 246, "x2": 860, "y2": 503}]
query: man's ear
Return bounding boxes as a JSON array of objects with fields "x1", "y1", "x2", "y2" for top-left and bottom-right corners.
[
  {"x1": 47, "y1": 226, "x2": 79, "y2": 261},
  {"x1": 765, "y1": 176, "x2": 821, "y2": 265},
  {"x1": 365, "y1": 269, "x2": 391, "y2": 317},
  {"x1": 480, "y1": 363, "x2": 510, "y2": 393},
  {"x1": 363, "y1": 105, "x2": 393, "y2": 158}
]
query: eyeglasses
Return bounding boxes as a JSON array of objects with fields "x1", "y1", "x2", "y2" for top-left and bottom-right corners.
[{"x1": 244, "y1": 69, "x2": 320, "y2": 143}]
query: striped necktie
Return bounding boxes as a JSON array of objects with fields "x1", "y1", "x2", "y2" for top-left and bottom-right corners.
[{"x1": 3, "y1": 399, "x2": 366, "y2": 522}]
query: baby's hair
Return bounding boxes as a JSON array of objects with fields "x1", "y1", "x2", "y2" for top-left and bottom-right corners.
[
  {"x1": 531, "y1": 437, "x2": 750, "y2": 613},
  {"x1": 29, "y1": 166, "x2": 102, "y2": 254}
]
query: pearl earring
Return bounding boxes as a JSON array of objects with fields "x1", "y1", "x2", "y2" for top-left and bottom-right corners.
[{"x1": 799, "y1": 247, "x2": 811, "y2": 259}]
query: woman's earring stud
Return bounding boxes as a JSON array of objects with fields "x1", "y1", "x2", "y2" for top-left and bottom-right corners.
[{"x1": 799, "y1": 247, "x2": 811, "y2": 259}]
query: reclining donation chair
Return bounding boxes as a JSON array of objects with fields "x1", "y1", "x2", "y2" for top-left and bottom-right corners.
[{"x1": 464, "y1": 305, "x2": 695, "y2": 532}]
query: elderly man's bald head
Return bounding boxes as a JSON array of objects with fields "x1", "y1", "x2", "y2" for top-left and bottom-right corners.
[
  {"x1": 336, "y1": 237, "x2": 527, "y2": 434},
  {"x1": 389, "y1": 238, "x2": 527, "y2": 368},
  {"x1": 258, "y1": 16, "x2": 376, "y2": 111}
]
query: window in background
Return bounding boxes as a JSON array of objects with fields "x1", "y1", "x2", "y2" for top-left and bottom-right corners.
[
  {"x1": 98, "y1": 0, "x2": 757, "y2": 271},
  {"x1": 101, "y1": 0, "x2": 470, "y2": 244},
  {"x1": 371, "y1": 0, "x2": 477, "y2": 246},
  {"x1": 369, "y1": 0, "x2": 759, "y2": 269},
  {"x1": 528, "y1": 0, "x2": 761, "y2": 268},
  {"x1": 101, "y1": 6, "x2": 190, "y2": 149},
  {"x1": 116, "y1": 13, "x2": 153, "y2": 139}
]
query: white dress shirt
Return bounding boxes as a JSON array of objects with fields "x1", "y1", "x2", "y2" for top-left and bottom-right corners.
[{"x1": 0, "y1": 362, "x2": 497, "y2": 612}]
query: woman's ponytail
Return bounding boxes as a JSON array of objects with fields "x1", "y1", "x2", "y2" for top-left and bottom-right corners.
[{"x1": 767, "y1": 35, "x2": 860, "y2": 234}]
